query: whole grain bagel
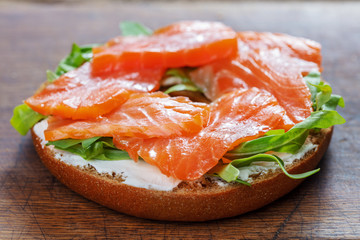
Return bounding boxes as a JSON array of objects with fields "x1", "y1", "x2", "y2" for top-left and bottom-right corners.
[{"x1": 31, "y1": 125, "x2": 332, "y2": 222}]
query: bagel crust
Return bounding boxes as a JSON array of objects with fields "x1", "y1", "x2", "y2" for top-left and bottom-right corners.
[{"x1": 31, "y1": 127, "x2": 333, "y2": 221}]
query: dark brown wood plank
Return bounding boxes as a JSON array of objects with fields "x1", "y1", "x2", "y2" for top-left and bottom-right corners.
[{"x1": 1, "y1": 1, "x2": 359, "y2": 239}]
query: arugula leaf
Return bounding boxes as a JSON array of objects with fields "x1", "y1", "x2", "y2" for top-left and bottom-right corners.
[
  {"x1": 322, "y1": 94, "x2": 345, "y2": 111},
  {"x1": 47, "y1": 137, "x2": 130, "y2": 160},
  {"x1": 165, "y1": 69, "x2": 192, "y2": 84},
  {"x1": 47, "y1": 138, "x2": 84, "y2": 148},
  {"x1": 46, "y1": 43, "x2": 98, "y2": 83},
  {"x1": 96, "y1": 149, "x2": 131, "y2": 160},
  {"x1": 120, "y1": 21, "x2": 152, "y2": 36},
  {"x1": 164, "y1": 68, "x2": 202, "y2": 94},
  {"x1": 234, "y1": 179, "x2": 252, "y2": 186},
  {"x1": 294, "y1": 110, "x2": 346, "y2": 129},
  {"x1": 10, "y1": 104, "x2": 46, "y2": 135},
  {"x1": 46, "y1": 70, "x2": 59, "y2": 83},
  {"x1": 55, "y1": 43, "x2": 95, "y2": 76},
  {"x1": 304, "y1": 71, "x2": 345, "y2": 111},
  {"x1": 304, "y1": 71, "x2": 321, "y2": 103},
  {"x1": 307, "y1": 81, "x2": 332, "y2": 111},
  {"x1": 225, "y1": 128, "x2": 308, "y2": 159},
  {"x1": 82, "y1": 137, "x2": 101, "y2": 148},
  {"x1": 215, "y1": 163, "x2": 240, "y2": 182},
  {"x1": 164, "y1": 84, "x2": 201, "y2": 94},
  {"x1": 264, "y1": 129, "x2": 285, "y2": 136},
  {"x1": 227, "y1": 72, "x2": 346, "y2": 159},
  {"x1": 215, "y1": 154, "x2": 320, "y2": 185},
  {"x1": 227, "y1": 109, "x2": 345, "y2": 159},
  {"x1": 315, "y1": 84, "x2": 332, "y2": 111},
  {"x1": 11, "y1": 43, "x2": 99, "y2": 135}
]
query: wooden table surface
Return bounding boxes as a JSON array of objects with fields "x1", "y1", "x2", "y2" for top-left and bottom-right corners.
[{"x1": 1, "y1": 1, "x2": 359, "y2": 239}]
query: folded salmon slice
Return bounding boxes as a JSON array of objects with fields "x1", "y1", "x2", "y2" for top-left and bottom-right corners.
[
  {"x1": 44, "y1": 92, "x2": 209, "y2": 141},
  {"x1": 238, "y1": 32, "x2": 321, "y2": 66},
  {"x1": 190, "y1": 32, "x2": 321, "y2": 124},
  {"x1": 91, "y1": 21, "x2": 238, "y2": 76},
  {"x1": 113, "y1": 88, "x2": 289, "y2": 180},
  {"x1": 25, "y1": 62, "x2": 163, "y2": 120}
]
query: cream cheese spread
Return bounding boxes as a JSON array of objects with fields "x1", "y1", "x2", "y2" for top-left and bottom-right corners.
[
  {"x1": 236, "y1": 143, "x2": 317, "y2": 182},
  {"x1": 33, "y1": 119, "x2": 317, "y2": 190},
  {"x1": 33, "y1": 120, "x2": 181, "y2": 191}
]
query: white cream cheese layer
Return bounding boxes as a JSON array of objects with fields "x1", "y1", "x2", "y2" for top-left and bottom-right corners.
[
  {"x1": 236, "y1": 143, "x2": 318, "y2": 182},
  {"x1": 33, "y1": 119, "x2": 317, "y2": 190},
  {"x1": 33, "y1": 120, "x2": 181, "y2": 191}
]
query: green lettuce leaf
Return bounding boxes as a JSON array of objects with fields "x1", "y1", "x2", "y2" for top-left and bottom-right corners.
[
  {"x1": 10, "y1": 104, "x2": 46, "y2": 135},
  {"x1": 226, "y1": 109, "x2": 345, "y2": 159},
  {"x1": 307, "y1": 81, "x2": 332, "y2": 111},
  {"x1": 264, "y1": 129, "x2": 285, "y2": 136},
  {"x1": 227, "y1": 72, "x2": 346, "y2": 159},
  {"x1": 294, "y1": 110, "x2": 346, "y2": 129},
  {"x1": 96, "y1": 149, "x2": 131, "y2": 161},
  {"x1": 81, "y1": 136, "x2": 101, "y2": 148},
  {"x1": 226, "y1": 128, "x2": 308, "y2": 159},
  {"x1": 164, "y1": 84, "x2": 201, "y2": 94},
  {"x1": 47, "y1": 137, "x2": 130, "y2": 160},
  {"x1": 305, "y1": 71, "x2": 345, "y2": 111},
  {"x1": 46, "y1": 70, "x2": 59, "y2": 83},
  {"x1": 165, "y1": 69, "x2": 193, "y2": 84},
  {"x1": 164, "y1": 68, "x2": 202, "y2": 94},
  {"x1": 304, "y1": 71, "x2": 322, "y2": 104},
  {"x1": 47, "y1": 138, "x2": 84, "y2": 149},
  {"x1": 322, "y1": 94, "x2": 345, "y2": 111},
  {"x1": 120, "y1": 21, "x2": 152, "y2": 36},
  {"x1": 55, "y1": 43, "x2": 97, "y2": 76},
  {"x1": 215, "y1": 154, "x2": 320, "y2": 185},
  {"x1": 11, "y1": 43, "x2": 100, "y2": 135}
]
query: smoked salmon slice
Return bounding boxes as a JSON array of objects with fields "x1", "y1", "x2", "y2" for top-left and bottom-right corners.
[
  {"x1": 25, "y1": 62, "x2": 164, "y2": 120},
  {"x1": 91, "y1": 21, "x2": 238, "y2": 76},
  {"x1": 44, "y1": 92, "x2": 209, "y2": 141},
  {"x1": 113, "y1": 88, "x2": 289, "y2": 180},
  {"x1": 190, "y1": 32, "x2": 321, "y2": 124},
  {"x1": 238, "y1": 32, "x2": 321, "y2": 66}
]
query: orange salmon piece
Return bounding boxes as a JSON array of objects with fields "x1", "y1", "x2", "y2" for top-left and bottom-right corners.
[
  {"x1": 238, "y1": 32, "x2": 321, "y2": 66},
  {"x1": 91, "y1": 21, "x2": 238, "y2": 76},
  {"x1": 190, "y1": 32, "x2": 321, "y2": 124},
  {"x1": 44, "y1": 92, "x2": 209, "y2": 141},
  {"x1": 25, "y1": 62, "x2": 164, "y2": 120},
  {"x1": 113, "y1": 88, "x2": 289, "y2": 180}
]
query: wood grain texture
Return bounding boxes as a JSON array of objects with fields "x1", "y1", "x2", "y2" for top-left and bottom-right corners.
[{"x1": 0, "y1": 1, "x2": 359, "y2": 239}]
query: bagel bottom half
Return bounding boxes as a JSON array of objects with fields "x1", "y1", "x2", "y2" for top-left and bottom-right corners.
[{"x1": 31, "y1": 126, "x2": 333, "y2": 222}]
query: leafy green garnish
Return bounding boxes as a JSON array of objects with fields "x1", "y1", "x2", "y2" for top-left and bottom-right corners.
[
  {"x1": 11, "y1": 43, "x2": 100, "y2": 135},
  {"x1": 215, "y1": 154, "x2": 320, "y2": 185},
  {"x1": 225, "y1": 128, "x2": 309, "y2": 159},
  {"x1": 45, "y1": 43, "x2": 98, "y2": 82},
  {"x1": 226, "y1": 72, "x2": 346, "y2": 159},
  {"x1": 307, "y1": 81, "x2": 332, "y2": 111},
  {"x1": 164, "y1": 84, "x2": 200, "y2": 94},
  {"x1": 47, "y1": 137, "x2": 130, "y2": 160},
  {"x1": 322, "y1": 94, "x2": 345, "y2": 111},
  {"x1": 294, "y1": 110, "x2": 345, "y2": 129},
  {"x1": 164, "y1": 68, "x2": 202, "y2": 94},
  {"x1": 120, "y1": 21, "x2": 152, "y2": 36},
  {"x1": 82, "y1": 136, "x2": 101, "y2": 148},
  {"x1": 46, "y1": 70, "x2": 58, "y2": 83},
  {"x1": 264, "y1": 129, "x2": 285, "y2": 136},
  {"x1": 10, "y1": 104, "x2": 46, "y2": 135},
  {"x1": 226, "y1": 109, "x2": 345, "y2": 159},
  {"x1": 304, "y1": 71, "x2": 321, "y2": 104},
  {"x1": 165, "y1": 69, "x2": 193, "y2": 84},
  {"x1": 305, "y1": 71, "x2": 345, "y2": 111},
  {"x1": 55, "y1": 43, "x2": 97, "y2": 76}
]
